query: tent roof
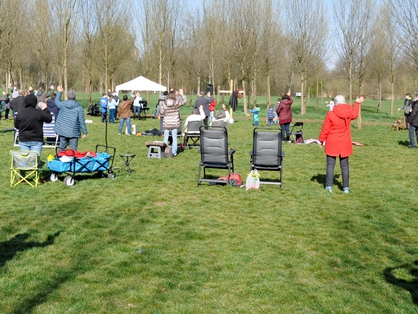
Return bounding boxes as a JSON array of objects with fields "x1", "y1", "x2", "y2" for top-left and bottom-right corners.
[{"x1": 115, "y1": 76, "x2": 167, "y2": 93}]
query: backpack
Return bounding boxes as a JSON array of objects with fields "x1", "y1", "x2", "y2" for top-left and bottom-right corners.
[
  {"x1": 404, "y1": 100, "x2": 412, "y2": 115},
  {"x1": 217, "y1": 172, "x2": 242, "y2": 186}
]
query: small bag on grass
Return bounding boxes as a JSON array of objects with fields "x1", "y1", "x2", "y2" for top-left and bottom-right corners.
[
  {"x1": 246, "y1": 169, "x2": 260, "y2": 190},
  {"x1": 164, "y1": 145, "x2": 173, "y2": 158}
]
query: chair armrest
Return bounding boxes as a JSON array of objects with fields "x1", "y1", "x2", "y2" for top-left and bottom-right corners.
[{"x1": 229, "y1": 149, "x2": 236, "y2": 155}]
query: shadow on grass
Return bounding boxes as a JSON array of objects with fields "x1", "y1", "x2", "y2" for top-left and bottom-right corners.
[
  {"x1": 398, "y1": 140, "x2": 410, "y2": 148},
  {"x1": 0, "y1": 231, "x2": 61, "y2": 267},
  {"x1": 384, "y1": 261, "x2": 418, "y2": 306},
  {"x1": 310, "y1": 173, "x2": 341, "y2": 189}
]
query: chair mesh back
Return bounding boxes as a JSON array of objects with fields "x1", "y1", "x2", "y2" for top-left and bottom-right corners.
[
  {"x1": 253, "y1": 131, "x2": 281, "y2": 167},
  {"x1": 188, "y1": 121, "x2": 202, "y2": 133},
  {"x1": 200, "y1": 128, "x2": 228, "y2": 164},
  {"x1": 11, "y1": 151, "x2": 38, "y2": 169},
  {"x1": 211, "y1": 120, "x2": 227, "y2": 128}
]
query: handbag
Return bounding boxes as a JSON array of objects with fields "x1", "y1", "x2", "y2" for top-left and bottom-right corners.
[{"x1": 245, "y1": 169, "x2": 260, "y2": 190}]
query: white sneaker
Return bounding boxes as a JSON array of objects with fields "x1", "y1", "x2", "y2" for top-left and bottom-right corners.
[{"x1": 325, "y1": 186, "x2": 332, "y2": 193}]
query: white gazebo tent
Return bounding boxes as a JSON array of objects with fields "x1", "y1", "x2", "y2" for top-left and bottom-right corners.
[{"x1": 115, "y1": 76, "x2": 167, "y2": 94}]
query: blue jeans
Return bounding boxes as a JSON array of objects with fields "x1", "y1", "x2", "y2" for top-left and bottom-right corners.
[
  {"x1": 109, "y1": 109, "x2": 116, "y2": 123},
  {"x1": 59, "y1": 137, "x2": 79, "y2": 152},
  {"x1": 280, "y1": 123, "x2": 290, "y2": 141},
  {"x1": 133, "y1": 106, "x2": 141, "y2": 118},
  {"x1": 164, "y1": 128, "x2": 178, "y2": 156},
  {"x1": 409, "y1": 125, "x2": 418, "y2": 148},
  {"x1": 19, "y1": 141, "x2": 42, "y2": 156},
  {"x1": 119, "y1": 117, "x2": 132, "y2": 134},
  {"x1": 253, "y1": 120, "x2": 259, "y2": 126}
]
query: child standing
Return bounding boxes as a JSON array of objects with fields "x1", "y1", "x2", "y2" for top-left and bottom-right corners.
[
  {"x1": 250, "y1": 104, "x2": 260, "y2": 126},
  {"x1": 267, "y1": 108, "x2": 275, "y2": 126}
]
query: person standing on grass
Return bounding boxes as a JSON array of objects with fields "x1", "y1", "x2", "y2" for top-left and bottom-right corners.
[
  {"x1": 160, "y1": 89, "x2": 187, "y2": 157},
  {"x1": 107, "y1": 94, "x2": 119, "y2": 124},
  {"x1": 408, "y1": 94, "x2": 418, "y2": 148},
  {"x1": 398, "y1": 93, "x2": 413, "y2": 130},
  {"x1": 54, "y1": 86, "x2": 88, "y2": 152},
  {"x1": 318, "y1": 95, "x2": 364, "y2": 194},
  {"x1": 193, "y1": 91, "x2": 214, "y2": 129},
  {"x1": 100, "y1": 93, "x2": 108, "y2": 123},
  {"x1": 277, "y1": 91, "x2": 293, "y2": 142},
  {"x1": 117, "y1": 95, "x2": 135, "y2": 135},
  {"x1": 250, "y1": 104, "x2": 260, "y2": 126}
]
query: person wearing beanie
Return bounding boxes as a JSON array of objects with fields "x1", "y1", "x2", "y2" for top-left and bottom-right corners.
[
  {"x1": 54, "y1": 85, "x2": 88, "y2": 151},
  {"x1": 14, "y1": 94, "x2": 52, "y2": 157}
]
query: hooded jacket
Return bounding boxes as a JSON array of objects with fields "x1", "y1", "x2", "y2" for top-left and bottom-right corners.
[
  {"x1": 277, "y1": 96, "x2": 293, "y2": 124},
  {"x1": 54, "y1": 92, "x2": 88, "y2": 138},
  {"x1": 318, "y1": 101, "x2": 360, "y2": 158},
  {"x1": 14, "y1": 95, "x2": 52, "y2": 142},
  {"x1": 160, "y1": 95, "x2": 187, "y2": 130}
]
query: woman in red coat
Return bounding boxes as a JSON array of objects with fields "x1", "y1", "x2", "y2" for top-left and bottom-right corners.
[{"x1": 318, "y1": 95, "x2": 364, "y2": 193}]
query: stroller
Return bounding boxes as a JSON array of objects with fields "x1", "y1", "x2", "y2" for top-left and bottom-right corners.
[
  {"x1": 289, "y1": 122, "x2": 304, "y2": 144},
  {"x1": 88, "y1": 103, "x2": 100, "y2": 116}
]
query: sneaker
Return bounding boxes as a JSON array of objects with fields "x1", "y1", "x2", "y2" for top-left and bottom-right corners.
[
  {"x1": 325, "y1": 186, "x2": 332, "y2": 193},
  {"x1": 127, "y1": 133, "x2": 131, "y2": 136},
  {"x1": 118, "y1": 133, "x2": 121, "y2": 135},
  {"x1": 343, "y1": 187, "x2": 350, "y2": 194}
]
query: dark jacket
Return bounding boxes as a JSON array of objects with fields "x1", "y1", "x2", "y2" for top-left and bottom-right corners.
[
  {"x1": 10, "y1": 95, "x2": 25, "y2": 115},
  {"x1": 14, "y1": 100, "x2": 52, "y2": 143},
  {"x1": 409, "y1": 100, "x2": 418, "y2": 127},
  {"x1": 46, "y1": 99, "x2": 59, "y2": 120},
  {"x1": 193, "y1": 96, "x2": 213, "y2": 117}
]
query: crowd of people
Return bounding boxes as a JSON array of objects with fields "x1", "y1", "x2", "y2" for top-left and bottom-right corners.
[{"x1": 8, "y1": 83, "x2": 383, "y2": 193}]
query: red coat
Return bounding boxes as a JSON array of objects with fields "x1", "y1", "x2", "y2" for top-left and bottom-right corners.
[{"x1": 319, "y1": 102, "x2": 360, "y2": 158}]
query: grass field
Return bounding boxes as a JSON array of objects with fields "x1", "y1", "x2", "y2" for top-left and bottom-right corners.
[{"x1": 1, "y1": 96, "x2": 418, "y2": 313}]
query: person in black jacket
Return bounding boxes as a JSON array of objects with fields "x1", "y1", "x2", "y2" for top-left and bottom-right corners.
[
  {"x1": 14, "y1": 94, "x2": 52, "y2": 156},
  {"x1": 408, "y1": 94, "x2": 418, "y2": 148}
]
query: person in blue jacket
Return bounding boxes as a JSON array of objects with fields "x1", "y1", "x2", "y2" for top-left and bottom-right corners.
[
  {"x1": 54, "y1": 86, "x2": 88, "y2": 152},
  {"x1": 250, "y1": 104, "x2": 260, "y2": 126}
]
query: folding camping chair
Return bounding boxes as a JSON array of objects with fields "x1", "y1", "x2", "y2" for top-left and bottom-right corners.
[
  {"x1": 289, "y1": 122, "x2": 304, "y2": 143},
  {"x1": 10, "y1": 150, "x2": 39, "y2": 187},
  {"x1": 250, "y1": 128, "x2": 283, "y2": 188},
  {"x1": 183, "y1": 120, "x2": 202, "y2": 149},
  {"x1": 197, "y1": 126, "x2": 235, "y2": 186}
]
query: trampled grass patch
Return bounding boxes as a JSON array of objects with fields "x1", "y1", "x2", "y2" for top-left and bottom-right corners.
[{"x1": 0, "y1": 97, "x2": 417, "y2": 313}]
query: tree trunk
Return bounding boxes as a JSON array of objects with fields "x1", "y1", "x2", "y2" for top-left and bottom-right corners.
[{"x1": 242, "y1": 80, "x2": 248, "y2": 115}]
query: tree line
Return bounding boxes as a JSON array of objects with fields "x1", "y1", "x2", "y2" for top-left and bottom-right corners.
[{"x1": 0, "y1": 0, "x2": 416, "y2": 117}]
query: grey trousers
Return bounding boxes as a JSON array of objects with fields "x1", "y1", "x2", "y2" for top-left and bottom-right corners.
[{"x1": 326, "y1": 155, "x2": 349, "y2": 188}]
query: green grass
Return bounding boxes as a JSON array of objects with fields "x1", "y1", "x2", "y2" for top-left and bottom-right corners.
[{"x1": 0, "y1": 97, "x2": 417, "y2": 313}]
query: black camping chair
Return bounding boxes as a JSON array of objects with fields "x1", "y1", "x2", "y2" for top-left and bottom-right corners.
[
  {"x1": 289, "y1": 122, "x2": 304, "y2": 143},
  {"x1": 250, "y1": 128, "x2": 283, "y2": 188},
  {"x1": 184, "y1": 120, "x2": 203, "y2": 149},
  {"x1": 197, "y1": 126, "x2": 235, "y2": 186}
]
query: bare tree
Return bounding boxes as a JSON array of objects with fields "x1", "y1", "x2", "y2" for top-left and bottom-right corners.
[
  {"x1": 390, "y1": 0, "x2": 418, "y2": 91},
  {"x1": 285, "y1": 0, "x2": 327, "y2": 115},
  {"x1": 333, "y1": 0, "x2": 376, "y2": 129},
  {"x1": 50, "y1": 0, "x2": 81, "y2": 97}
]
